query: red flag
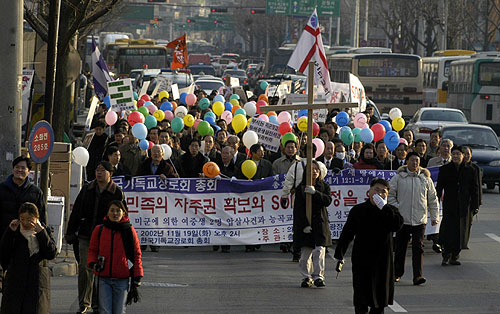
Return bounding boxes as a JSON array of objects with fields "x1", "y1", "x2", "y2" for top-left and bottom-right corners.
[{"x1": 167, "y1": 34, "x2": 188, "y2": 69}]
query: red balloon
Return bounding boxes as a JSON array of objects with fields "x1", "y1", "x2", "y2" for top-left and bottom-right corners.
[
  {"x1": 148, "y1": 141, "x2": 154, "y2": 150},
  {"x1": 312, "y1": 122, "x2": 320, "y2": 137},
  {"x1": 279, "y1": 122, "x2": 292, "y2": 135},
  {"x1": 140, "y1": 94, "x2": 151, "y2": 102},
  {"x1": 371, "y1": 123, "x2": 386, "y2": 142},
  {"x1": 128, "y1": 111, "x2": 145, "y2": 126},
  {"x1": 256, "y1": 100, "x2": 267, "y2": 114},
  {"x1": 137, "y1": 99, "x2": 145, "y2": 108}
]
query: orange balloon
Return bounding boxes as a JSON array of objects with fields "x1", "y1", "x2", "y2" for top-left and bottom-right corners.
[
  {"x1": 202, "y1": 162, "x2": 220, "y2": 178},
  {"x1": 266, "y1": 111, "x2": 277, "y2": 117},
  {"x1": 171, "y1": 101, "x2": 177, "y2": 111},
  {"x1": 231, "y1": 105, "x2": 241, "y2": 115},
  {"x1": 258, "y1": 94, "x2": 268, "y2": 103}
]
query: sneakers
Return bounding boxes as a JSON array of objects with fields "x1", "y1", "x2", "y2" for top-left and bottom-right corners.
[
  {"x1": 301, "y1": 278, "x2": 313, "y2": 288},
  {"x1": 449, "y1": 259, "x2": 461, "y2": 265},
  {"x1": 413, "y1": 277, "x2": 427, "y2": 285},
  {"x1": 76, "y1": 307, "x2": 90, "y2": 314},
  {"x1": 314, "y1": 278, "x2": 326, "y2": 287},
  {"x1": 432, "y1": 243, "x2": 443, "y2": 253}
]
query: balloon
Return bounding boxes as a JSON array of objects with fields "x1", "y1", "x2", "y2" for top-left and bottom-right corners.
[
  {"x1": 207, "y1": 126, "x2": 214, "y2": 136},
  {"x1": 145, "y1": 115, "x2": 157, "y2": 129},
  {"x1": 147, "y1": 104, "x2": 158, "y2": 115},
  {"x1": 279, "y1": 122, "x2": 292, "y2": 135},
  {"x1": 362, "y1": 123, "x2": 369, "y2": 129},
  {"x1": 105, "y1": 111, "x2": 118, "y2": 126},
  {"x1": 341, "y1": 129, "x2": 354, "y2": 145},
  {"x1": 384, "y1": 131, "x2": 400, "y2": 151},
  {"x1": 204, "y1": 111, "x2": 216, "y2": 120},
  {"x1": 312, "y1": 122, "x2": 320, "y2": 137},
  {"x1": 139, "y1": 139, "x2": 149, "y2": 150},
  {"x1": 131, "y1": 123, "x2": 148, "y2": 140},
  {"x1": 137, "y1": 99, "x2": 145, "y2": 108},
  {"x1": 312, "y1": 138, "x2": 325, "y2": 158},
  {"x1": 269, "y1": 115, "x2": 279, "y2": 125},
  {"x1": 199, "y1": 98, "x2": 210, "y2": 110},
  {"x1": 260, "y1": 81, "x2": 269, "y2": 90},
  {"x1": 230, "y1": 94, "x2": 240, "y2": 101},
  {"x1": 281, "y1": 132, "x2": 297, "y2": 147},
  {"x1": 400, "y1": 138, "x2": 409, "y2": 146},
  {"x1": 160, "y1": 144, "x2": 172, "y2": 160},
  {"x1": 224, "y1": 102, "x2": 233, "y2": 112},
  {"x1": 234, "y1": 108, "x2": 246, "y2": 117},
  {"x1": 193, "y1": 119, "x2": 202, "y2": 129},
  {"x1": 153, "y1": 110, "x2": 165, "y2": 122},
  {"x1": 247, "y1": 117, "x2": 252, "y2": 128},
  {"x1": 205, "y1": 116, "x2": 216, "y2": 126},
  {"x1": 148, "y1": 141, "x2": 154, "y2": 150},
  {"x1": 298, "y1": 117, "x2": 308, "y2": 132},
  {"x1": 244, "y1": 102, "x2": 257, "y2": 117},
  {"x1": 232, "y1": 114, "x2": 247, "y2": 133},
  {"x1": 340, "y1": 126, "x2": 352, "y2": 135},
  {"x1": 171, "y1": 101, "x2": 178, "y2": 111},
  {"x1": 212, "y1": 101, "x2": 225, "y2": 116},
  {"x1": 353, "y1": 113, "x2": 367, "y2": 128},
  {"x1": 103, "y1": 96, "x2": 111, "y2": 109},
  {"x1": 203, "y1": 162, "x2": 220, "y2": 178},
  {"x1": 160, "y1": 101, "x2": 173, "y2": 111},
  {"x1": 221, "y1": 111, "x2": 233, "y2": 125},
  {"x1": 144, "y1": 101, "x2": 154, "y2": 108},
  {"x1": 214, "y1": 95, "x2": 225, "y2": 104},
  {"x1": 197, "y1": 121, "x2": 211, "y2": 136},
  {"x1": 159, "y1": 90, "x2": 169, "y2": 101},
  {"x1": 266, "y1": 111, "x2": 277, "y2": 117},
  {"x1": 335, "y1": 112, "x2": 349, "y2": 127},
  {"x1": 180, "y1": 92, "x2": 187, "y2": 105},
  {"x1": 230, "y1": 99, "x2": 239, "y2": 107},
  {"x1": 256, "y1": 100, "x2": 267, "y2": 114},
  {"x1": 133, "y1": 92, "x2": 138, "y2": 101},
  {"x1": 352, "y1": 128, "x2": 362, "y2": 142},
  {"x1": 371, "y1": 123, "x2": 386, "y2": 142},
  {"x1": 242, "y1": 131, "x2": 259, "y2": 149},
  {"x1": 138, "y1": 106, "x2": 149, "y2": 117},
  {"x1": 379, "y1": 120, "x2": 392, "y2": 132},
  {"x1": 392, "y1": 117, "x2": 405, "y2": 132},
  {"x1": 128, "y1": 111, "x2": 145, "y2": 126},
  {"x1": 183, "y1": 114, "x2": 195, "y2": 127},
  {"x1": 258, "y1": 94, "x2": 268, "y2": 103},
  {"x1": 174, "y1": 106, "x2": 188, "y2": 118},
  {"x1": 164, "y1": 110, "x2": 174, "y2": 121},
  {"x1": 231, "y1": 105, "x2": 241, "y2": 115},
  {"x1": 277, "y1": 111, "x2": 291, "y2": 124},
  {"x1": 140, "y1": 94, "x2": 151, "y2": 102},
  {"x1": 258, "y1": 114, "x2": 269, "y2": 122},
  {"x1": 72, "y1": 147, "x2": 89, "y2": 167},
  {"x1": 360, "y1": 128, "x2": 374, "y2": 143},
  {"x1": 389, "y1": 108, "x2": 403, "y2": 120},
  {"x1": 241, "y1": 160, "x2": 257, "y2": 179},
  {"x1": 171, "y1": 117, "x2": 185, "y2": 133},
  {"x1": 185, "y1": 93, "x2": 197, "y2": 106},
  {"x1": 298, "y1": 109, "x2": 308, "y2": 118}
]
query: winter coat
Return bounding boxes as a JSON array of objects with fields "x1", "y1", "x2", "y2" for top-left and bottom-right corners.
[
  {"x1": 0, "y1": 225, "x2": 56, "y2": 314},
  {"x1": 175, "y1": 153, "x2": 209, "y2": 178},
  {"x1": 293, "y1": 180, "x2": 332, "y2": 248},
  {"x1": 272, "y1": 155, "x2": 301, "y2": 175},
  {"x1": 86, "y1": 133, "x2": 110, "y2": 181},
  {"x1": 353, "y1": 158, "x2": 383, "y2": 170},
  {"x1": 135, "y1": 158, "x2": 178, "y2": 178},
  {"x1": 88, "y1": 217, "x2": 143, "y2": 279},
  {"x1": 388, "y1": 166, "x2": 439, "y2": 226},
  {"x1": 66, "y1": 180, "x2": 125, "y2": 239},
  {"x1": 334, "y1": 200, "x2": 403, "y2": 309},
  {"x1": 436, "y1": 162, "x2": 479, "y2": 251},
  {"x1": 427, "y1": 156, "x2": 451, "y2": 168},
  {"x1": 119, "y1": 143, "x2": 148, "y2": 177},
  {"x1": 280, "y1": 160, "x2": 328, "y2": 198},
  {"x1": 236, "y1": 158, "x2": 273, "y2": 180}
]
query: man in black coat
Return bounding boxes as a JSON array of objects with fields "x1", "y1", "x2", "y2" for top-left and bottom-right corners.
[
  {"x1": 216, "y1": 146, "x2": 237, "y2": 178},
  {"x1": 226, "y1": 135, "x2": 247, "y2": 166},
  {"x1": 385, "y1": 143, "x2": 408, "y2": 170},
  {"x1": 236, "y1": 143, "x2": 273, "y2": 180},
  {"x1": 136, "y1": 144, "x2": 178, "y2": 179},
  {"x1": 175, "y1": 138, "x2": 209, "y2": 178},
  {"x1": 86, "y1": 121, "x2": 110, "y2": 181},
  {"x1": 335, "y1": 178, "x2": 404, "y2": 314},
  {"x1": 65, "y1": 161, "x2": 125, "y2": 314}
]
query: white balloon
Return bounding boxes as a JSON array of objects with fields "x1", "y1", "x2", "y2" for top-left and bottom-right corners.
[
  {"x1": 174, "y1": 106, "x2": 188, "y2": 118},
  {"x1": 242, "y1": 130, "x2": 259, "y2": 149},
  {"x1": 161, "y1": 144, "x2": 172, "y2": 160},
  {"x1": 389, "y1": 108, "x2": 403, "y2": 120},
  {"x1": 72, "y1": 146, "x2": 89, "y2": 167},
  {"x1": 243, "y1": 102, "x2": 257, "y2": 117}
]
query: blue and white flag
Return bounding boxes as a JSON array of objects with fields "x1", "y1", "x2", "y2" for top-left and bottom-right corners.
[{"x1": 91, "y1": 37, "x2": 113, "y2": 101}]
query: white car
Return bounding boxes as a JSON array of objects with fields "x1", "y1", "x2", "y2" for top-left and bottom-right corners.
[
  {"x1": 407, "y1": 107, "x2": 468, "y2": 141},
  {"x1": 195, "y1": 77, "x2": 225, "y2": 95}
]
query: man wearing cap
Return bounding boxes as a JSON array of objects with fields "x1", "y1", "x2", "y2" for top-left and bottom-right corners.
[{"x1": 66, "y1": 161, "x2": 126, "y2": 314}]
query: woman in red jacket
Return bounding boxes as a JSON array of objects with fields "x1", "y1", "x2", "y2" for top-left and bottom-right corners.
[
  {"x1": 353, "y1": 143, "x2": 384, "y2": 170},
  {"x1": 88, "y1": 200, "x2": 143, "y2": 314}
]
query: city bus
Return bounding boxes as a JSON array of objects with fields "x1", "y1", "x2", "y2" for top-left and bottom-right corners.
[
  {"x1": 103, "y1": 38, "x2": 130, "y2": 72},
  {"x1": 327, "y1": 53, "x2": 423, "y2": 117},
  {"x1": 115, "y1": 45, "x2": 168, "y2": 78},
  {"x1": 447, "y1": 54, "x2": 500, "y2": 133}
]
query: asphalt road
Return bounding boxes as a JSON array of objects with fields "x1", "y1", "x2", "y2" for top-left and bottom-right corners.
[{"x1": 51, "y1": 188, "x2": 500, "y2": 314}]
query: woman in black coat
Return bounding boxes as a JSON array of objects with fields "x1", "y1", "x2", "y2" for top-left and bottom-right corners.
[
  {"x1": 0, "y1": 202, "x2": 56, "y2": 314},
  {"x1": 294, "y1": 160, "x2": 332, "y2": 288}
]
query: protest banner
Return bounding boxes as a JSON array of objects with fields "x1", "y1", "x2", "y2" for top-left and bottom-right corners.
[
  {"x1": 107, "y1": 79, "x2": 135, "y2": 111},
  {"x1": 247, "y1": 119, "x2": 281, "y2": 152}
]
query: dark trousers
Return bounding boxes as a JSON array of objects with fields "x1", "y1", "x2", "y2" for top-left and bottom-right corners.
[
  {"x1": 395, "y1": 224, "x2": 425, "y2": 279},
  {"x1": 355, "y1": 305, "x2": 384, "y2": 314},
  {"x1": 442, "y1": 248, "x2": 461, "y2": 261}
]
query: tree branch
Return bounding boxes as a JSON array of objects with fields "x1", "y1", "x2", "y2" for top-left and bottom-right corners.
[
  {"x1": 24, "y1": 5, "x2": 49, "y2": 42},
  {"x1": 79, "y1": 0, "x2": 121, "y2": 30}
]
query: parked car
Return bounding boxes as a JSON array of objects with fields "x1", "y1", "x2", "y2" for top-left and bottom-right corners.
[
  {"x1": 407, "y1": 108, "x2": 468, "y2": 141},
  {"x1": 132, "y1": 68, "x2": 161, "y2": 92},
  {"x1": 440, "y1": 123, "x2": 500, "y2": 191},
  {"x1": 147, "y1": 70, "x2": 195, "y2": 95},
  {"x1": 188, "y1": 65, "x2": 217, "y2": 81},
  {"x1": 194, "y1": 77, "x2": 224, "y2": 95}
]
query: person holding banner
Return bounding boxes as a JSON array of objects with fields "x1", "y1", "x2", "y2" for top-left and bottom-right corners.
[{"x1": 294, "y1": 160, "x2": 332, "y2": 288}]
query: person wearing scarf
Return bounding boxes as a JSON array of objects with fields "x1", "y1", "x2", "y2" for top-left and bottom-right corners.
[{"x1": 353, "y1": 143, "x2": 384, "y2": 170}]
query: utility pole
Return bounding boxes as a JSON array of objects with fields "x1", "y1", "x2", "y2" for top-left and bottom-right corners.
[
  {"x1": 336, "y1": 17, "x2": 341, "y2": 45},
  {"x1": 0, "y1": 0, "x2": 23, "y2": 181},
  {"x1": 364, "y1": 0, "x2": 369, "y2": 41},
  {"x1": 352, "y1": 0, "x2": 360, "y2": 47}
]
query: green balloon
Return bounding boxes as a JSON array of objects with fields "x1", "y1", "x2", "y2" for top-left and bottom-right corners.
[
  {"x1": 207, "y1": 126, "x2": 214, "y2": 136},
  {"x1": 352, "y1": 128, "x2": 362, "y2": 143},
  {"x1": 229, "y1": 94, "x2": 240, "y2": 101},
  {"x1": 341, "y1": 130, "x2": 354, "y2": 145},
  {"x1": 171, "y1": 117, "x2": 184, "y2": 133},
  {"x1": 197, "y1": 121, "x2": 211, "y2": 136},
  {"x1": 281, "y1": 132, "x2": 297, "y2": 147},
  {"x1": 199, "y1": 98, "x2": 210, "y2": 110},
  {"x1": 234, "y1": 108, "x2": 246, "y2": 116},
  {"x1": 145, "y1": 115, "x2": 157, "y2": 129},
  {"x1": 138, "y1": 106, "x2": 149, "y2": 117},
  {"x1": 204, "y1": 111, "x2": 216, "y2": 120}
]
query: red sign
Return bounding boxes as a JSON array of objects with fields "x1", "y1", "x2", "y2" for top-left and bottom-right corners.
[{"x1": 28, "y1": 120, "x2": 54, "y2": 164}]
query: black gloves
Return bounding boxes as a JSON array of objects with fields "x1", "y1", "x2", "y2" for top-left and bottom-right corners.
[
  {"x1": 473, "y1": 208, "x2": 479, "y2": 216},
  {"x1": 126, "y1": 277, "x2": 142, "y2": 305},
  {"x1": 133, "y1": 276, "x2": 142, "y2": 287}
]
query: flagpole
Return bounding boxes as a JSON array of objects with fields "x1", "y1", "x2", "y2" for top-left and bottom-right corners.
[{"x1": 306, "y1": 61, "x2": 314, "y2": 225}]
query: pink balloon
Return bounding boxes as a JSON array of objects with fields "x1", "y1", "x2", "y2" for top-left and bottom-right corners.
[
  {"x1": 361, "y1": 123, "x2": 369, "y2": 129},
  {"x1": 258, "y1": 114, "x2": 269, "y2": 122},
  {"x1": 185, "y1": 93, "x2": 197, "y2": 106},
  {"x1": 221, "y1": 110, "x2": 233, "y2": 125},
  {"x1": 399, "y1": 138, "x2": 408, "y2": 146},
  {"x1": 193, "y1": 118, "x2": 203, "y2": 129},
  {"x1": 353, "y1": 113, "x2": 367, "y2": 128},
  {"x1": 256, "y1": 100, "x2": 267, "y2": 114},
  {"x1": 147, "y1": 104, "x2": 158, "y2": 115},
  {"x1": 312, "y1": 138, "x2": 325, "y2": 158},
  {"x1": 105, "y1": 111, "x2": 118, "y2": 126},
  {"x1": 164, "y1": 110, "x2": 174, "y2": 121},
  {"x1": 277, "y1": 111, "x2": 291, "y2": 124}
]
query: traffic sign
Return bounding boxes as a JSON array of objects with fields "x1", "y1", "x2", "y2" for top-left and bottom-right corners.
[
  {"x1": 266, "y1": 0, "x2": 340, "y2": 16},
  {"x1": 28, "y1": 120, "x2": 55, "y2": 164}
]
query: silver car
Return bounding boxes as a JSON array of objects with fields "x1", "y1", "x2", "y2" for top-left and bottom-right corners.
[{"x1": 407, "y1": 107, "x2": 468, "y2": 141}]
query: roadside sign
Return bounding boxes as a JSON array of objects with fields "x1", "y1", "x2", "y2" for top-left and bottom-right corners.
[
  {"x1": 28, "y1": 120, "x2": 54, "y2": 164},
  {"x1": 266, "y1": 0, "x2": 340, "y2": 16},
  {"x1": 248, "y1": 119, "x2": 281, "y2": 152},
  {"x1": 107, "y1": 79, "x2": 135, "y2": 111}
]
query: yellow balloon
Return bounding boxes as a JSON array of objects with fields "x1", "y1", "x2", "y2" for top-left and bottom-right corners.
[
  {"x1": 183, "y1": 114, "x2": 195, "y2": 127},
  {"x1": 153, "y1": 110, "x2": 165, "y2": 121},
  {"x1": 241, "y1": 160, "x2": 257, "y2": 179},
  {"x1": 298, "y1": 117, "x2": 308, "y2": 132},
  {"x1": 247, "y1": 117, "x2": 252, "y2": 128},
  {"x1": 392, "y1": 117, "x2": 405, "y2": 132},
  {"x1": 232, "y1": 114, "x2": 247, "y2": 133},
  {"x1": 230, "y1": 99, "x2": 239, "y2": 107},
  {"x1": 159, "y1": 90, "x2": 169, "y2": 101},
  {"x1": 212, "y1": 101, "x2": 224, "y2": 116}
]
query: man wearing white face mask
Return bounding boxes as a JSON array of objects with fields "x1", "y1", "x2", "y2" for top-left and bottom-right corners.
[{"x1": 330, "y1": 141, "x2": 352, "y2": 171}]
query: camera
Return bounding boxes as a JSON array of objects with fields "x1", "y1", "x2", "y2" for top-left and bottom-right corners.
[{"x1": 95, "y1": 255, "x2": 105, "y2": 272}]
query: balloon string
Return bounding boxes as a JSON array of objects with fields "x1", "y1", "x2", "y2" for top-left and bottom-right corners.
[
  {"x1": 169, "y1": 157, "x2": 179, "y2": 176},
  {"x1": 298, "y1": 132, "x2": 304, "y2": 155}
]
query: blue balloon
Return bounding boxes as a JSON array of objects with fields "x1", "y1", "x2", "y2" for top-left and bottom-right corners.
[
  {"x1": 204, "y1": 111, "x2": 216, "y2": 120},
  {"x1": 260, "y1": 81, "x2": 269, "y2": 90},
  {"x1": 139, "y1": 139, "x2": 149, "y2": 150},
  {"x1": 214, "y1": 95, "x2": 225, "y2": 104},
  {"x1": 269, "y1": 115, "x2": 279, "y2": 125},
  {"x1": 340, "y1": 126, "x2": 351, "y2": 135},
  {"x1": 180, "y1": 92, "x2": 187, "y2": 105},
  {"x1": 205, "y1": 116, "x2": 216, "y2": 126},
  {"x1": 214, "y1": 125, "x2": 221, "y2": 132},
  {"x1": 384, "y1": 131, "x2": 400, "y2": 151},
  {"x1": 131, "y1": 123, "x2": 148, "y2": 140},
  {"x1": 224, "y1": 102, "x2": 233, "y2": 112},
  {"x1": 144, "y1": 101, "x2": 154, "y2": 108},
  {"x1": 133, "y1": 92, "x2": 138, "y2": 101},
  {"x1": 360, "y1": 128, "x2": 374, "y2": 143},
  {"x1": 104, "y1": 96, "x2": 111, "y2": 109},
  {"x1": 379, "y1": 120, "x2": 392, "y2": 132},
  {"x1": 160, "y1": 101, "x2": 173, "y2": 111},
  {"x1": 336, "y1": 112, "x2": 350, "y2": 127},
  {"x1": 234, "y1": 108, "x2": 246, "y2": 116},
  {"x1": 298, "y1": 109, "x2": 308, "y2": 118}
]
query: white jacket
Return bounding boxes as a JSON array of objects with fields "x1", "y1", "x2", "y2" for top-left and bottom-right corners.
[
  {"x1": 388, "y1": 166, "x2": 439, "y2": 226},
  {"x1": 281, "y1": 159, "x2": 327, "y2": 198}
]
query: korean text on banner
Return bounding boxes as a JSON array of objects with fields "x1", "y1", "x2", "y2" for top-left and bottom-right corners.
[
  {"x1": 107, "y1": 79, "x2": 135, "y2": 111},
  {"x1": 248, "y1": 119, "x2": 282, "y2": 152}
]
